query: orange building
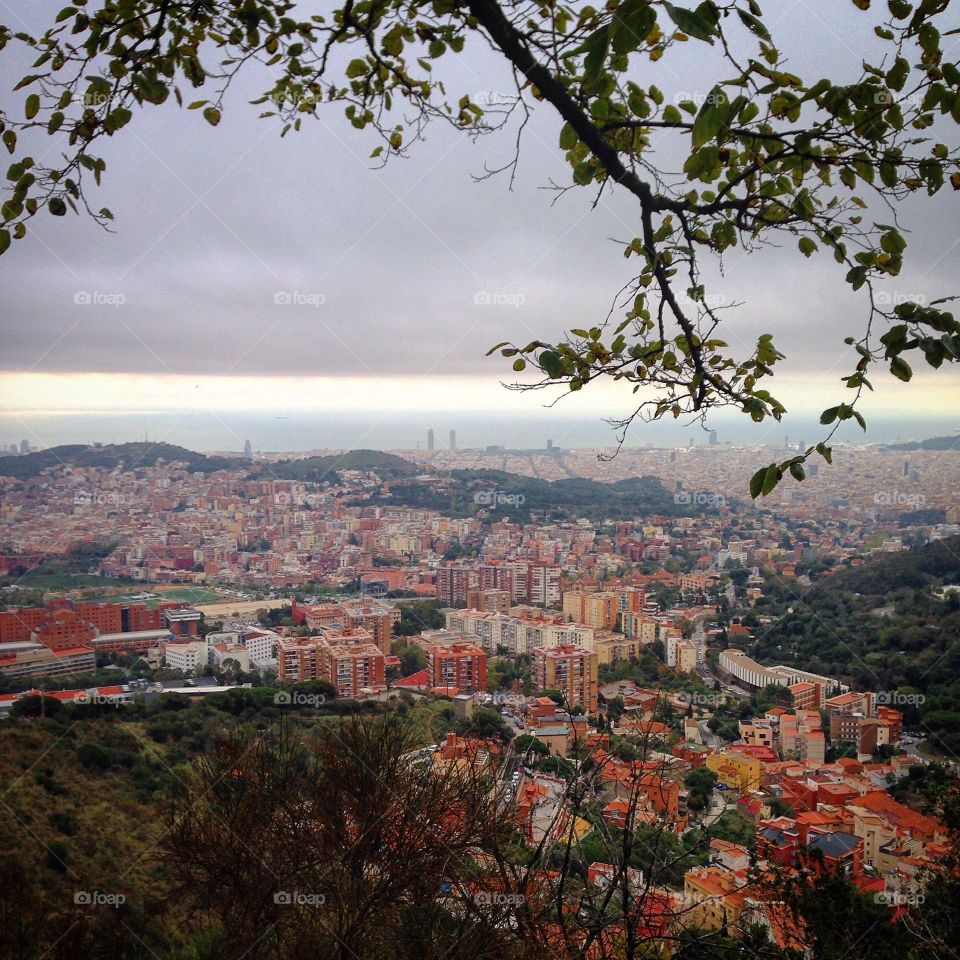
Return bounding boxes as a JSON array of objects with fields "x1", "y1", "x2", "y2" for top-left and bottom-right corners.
[
  {"x1": 74, "y1": 603, "x2": 123, "y2": 635},
  {"x1": 34, "y1": 610, "x2": 96, "y2": 652},
  {"x1": 530, "y1": 644, "x2": 599, "y2": 714},
  {"x1": 318, "y1": 642, "x2": 386, "y2": 697},
  {"x1": 425, "y1": 641, "x2": 487, "y2": 692},
  {"x1": 276, "y1": 636, "x2": 324, "y2": 682}
]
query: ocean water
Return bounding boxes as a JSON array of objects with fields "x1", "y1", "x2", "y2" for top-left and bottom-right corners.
[{"x1": 2, "y1": 410, "x2": 956, "y2": 455}]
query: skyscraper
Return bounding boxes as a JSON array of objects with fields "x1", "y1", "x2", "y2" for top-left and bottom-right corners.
[
  {"x1": 243, "y1": 439, "x2": 252, "y2": 459},
  {"x1": 427, "y1": 429, "x2": 434, "y2": 451},
  {"x1": 450, "y1": 429, "x2": 456, "y2": 451},
  {"x1": 709, "y1": 430, "x2": 718, "y2": 445},
  {"x1": 19, "y1": 439, "x2": 29, "y2": 454}
]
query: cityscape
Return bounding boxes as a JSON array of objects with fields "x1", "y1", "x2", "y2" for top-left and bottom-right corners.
[
  {"x1": 0, "y1": 431, "x2": 958, "y2": 958},
  {"x1": 2, "y1": 0, "x2": 960, "y2": 958}
]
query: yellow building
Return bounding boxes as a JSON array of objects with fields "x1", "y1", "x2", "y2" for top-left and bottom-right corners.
[
  {"x1": 676, "y1": 640, "x2": 698, "y2": 674},
  {"x1": 595, "y1": 635, "x2": 644, "y2": 665},
  {"x1": 622, "y1": 611, "x2": 659, "y2": 643},
  {"x1": 563, "y1": 590, "x2": 618, "y2": 629},
  {"x1": 683, "y1": 866, "x2": 747, "y2": 931},
  {"x1": 706, "y1": 751, "x2": 762, "y2": 793}
]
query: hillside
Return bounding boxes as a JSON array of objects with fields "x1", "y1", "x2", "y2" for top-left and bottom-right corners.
[
  {"x1": 886, "y1": 434, "x2": 960, "y2": 451},
  {"x1": 0, "y1": 442, "x2": 237, "y2": 479},
  {"x1": 751, "y1": 536, "x2": 960, "y2": 754},
  {"x1": 362, "y1": 468, "x2": 691, "y2": 521},
  {"x1": 263, "y1": 449, "x2": 420, "y2": 481}
]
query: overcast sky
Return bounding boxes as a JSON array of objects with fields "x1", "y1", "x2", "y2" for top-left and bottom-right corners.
[{"x1": 0, "y1": 0, "x2": 957, "y2": 446}]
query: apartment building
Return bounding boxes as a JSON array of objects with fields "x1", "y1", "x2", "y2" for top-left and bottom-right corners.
[
  {"x1": 530, "y1": 644, "x2": 598, "y2": 714},
  {"x1": 622, "y1": 611, "x2": 659, "y2": 644},
  {"x1": 563, "y1": 590, "x2": 618, "y2": 630},
  {"x1": 318, "y1": 642, "x2": 385, "y2": 697},
  {"x1": 425, "y1": 641, "x2": 488, "y2": 691},
  {"x1": 435, "y1": 562, "x2": 478, "y2": 607},
  {"x1": 338, "y1": 599, "x2": 401, "y2": 655},
  {"x1": 276, "y1": 636, "x2": 323, "y2": 683},
  {"x1": 164, "y1": 639, "x2": 209, "y2": 674},
  {"x1": 445, "y1": 609, "x2": 597, "y2": 655},
  {"x1": 464, "y1": 588, "x2": 511, "y2": 614},
  {"x1": 0, "y1": 643, "x2": 96, "y2": 679},
  {"x1": 275, "y1": 635, "x2": 385, "y2": 696}
]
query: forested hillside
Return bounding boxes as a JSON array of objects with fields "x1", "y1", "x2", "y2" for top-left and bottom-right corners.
[{"x1": 753, "y1": 537, "x2": 960, "y2": 754}]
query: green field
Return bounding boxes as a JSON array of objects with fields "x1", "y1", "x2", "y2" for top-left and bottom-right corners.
[{"x1": 92, "y1": 586, "x2": 225, "y2": 607}]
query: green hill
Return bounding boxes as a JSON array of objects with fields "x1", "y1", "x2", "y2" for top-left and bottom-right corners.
[
  {"x1": 751, "y1": 536, "x2": 960, "y2": 754},
  {"x1": 0, "y1": 442, "x2": 237, "y2": 478},
  {"x1": 886, "y1": 434, "x2": 960, "y2": 451},
  {"x1": 362, "y1": 468, "x2": 693, "y2": 521},
  {"x1": 264, "y1": 449, "x2": 420, "y2": 481}
]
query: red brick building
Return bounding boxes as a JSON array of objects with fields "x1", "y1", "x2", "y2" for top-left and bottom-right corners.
[{"x1": 425, "y1": 641, "x2": 487, "y2": 692}]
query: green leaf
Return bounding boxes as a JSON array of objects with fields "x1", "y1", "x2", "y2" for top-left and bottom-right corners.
[
  {"x1": 798, "y1": 237, "x2": 817, "y2": 257},
  {"x1": 761, "y1": 463, "x2": 781, "y2": 496},
  {"x1": 573, "y1": 162, "x2": 595, "y2": 186},
  {"x1": 25, "y1": 94, "x2": 40, "y2": 120},
  {"x1": 662, "y1": 104, "x2": 682, "y2": 124},
  {"x1": 610, "y1": 0, "x2": 656, "y2": 55},
  {"x1": 581, "y1": 26, "x2": 610, "y2": 84},
  {"x1": 559, "y1": 122, "x2": 578, "y2": 150},
  {"x1": 202, "y1": 107, "x2": 221, "y2": 126},
  {"x1": 691, "y1": 89, "x2": 728, "y2": 147},
  {"x1": 0, "y1": 229, "x2": 10, "y2": 256},
  {"x1": 820, "y1": 406, "x2": 840, "y2": 425},
  {"x1": 889, "y1": 356, "x2": 912, "y2": 381},
  {"x1": 48, "y1": 197, "x2": 67, "y2": 216},
  {"x1": 663, "y1": 2, "x2": 719, "y2": 43},
  {"x1": 789, "y1": 462, "x2": 806, "y2": 482},
  {"x1": 749, "y1": 466, "x2": 767, "y2": 499},
  {"x1": 737, "y1": 9, "x2": 770, "y2": 41},
  {"x1": 346, "y1": 59, "x2": 368, "y2": 78},
  {"x1": 539, "y1": 350, "x2": 565, "y2": 378}
]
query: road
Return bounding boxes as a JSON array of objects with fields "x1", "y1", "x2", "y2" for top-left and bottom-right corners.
[
  {"x1": 704, "y1": 791, "x2": 727, "y2": 828},
  {"x1": 698, "y1": 719, "x2": 724, "y2": 751}
]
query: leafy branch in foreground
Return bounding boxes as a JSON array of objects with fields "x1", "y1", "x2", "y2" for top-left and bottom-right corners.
[{"x1": 1, "y1": 0, "x2": 959, "y2": 495}]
